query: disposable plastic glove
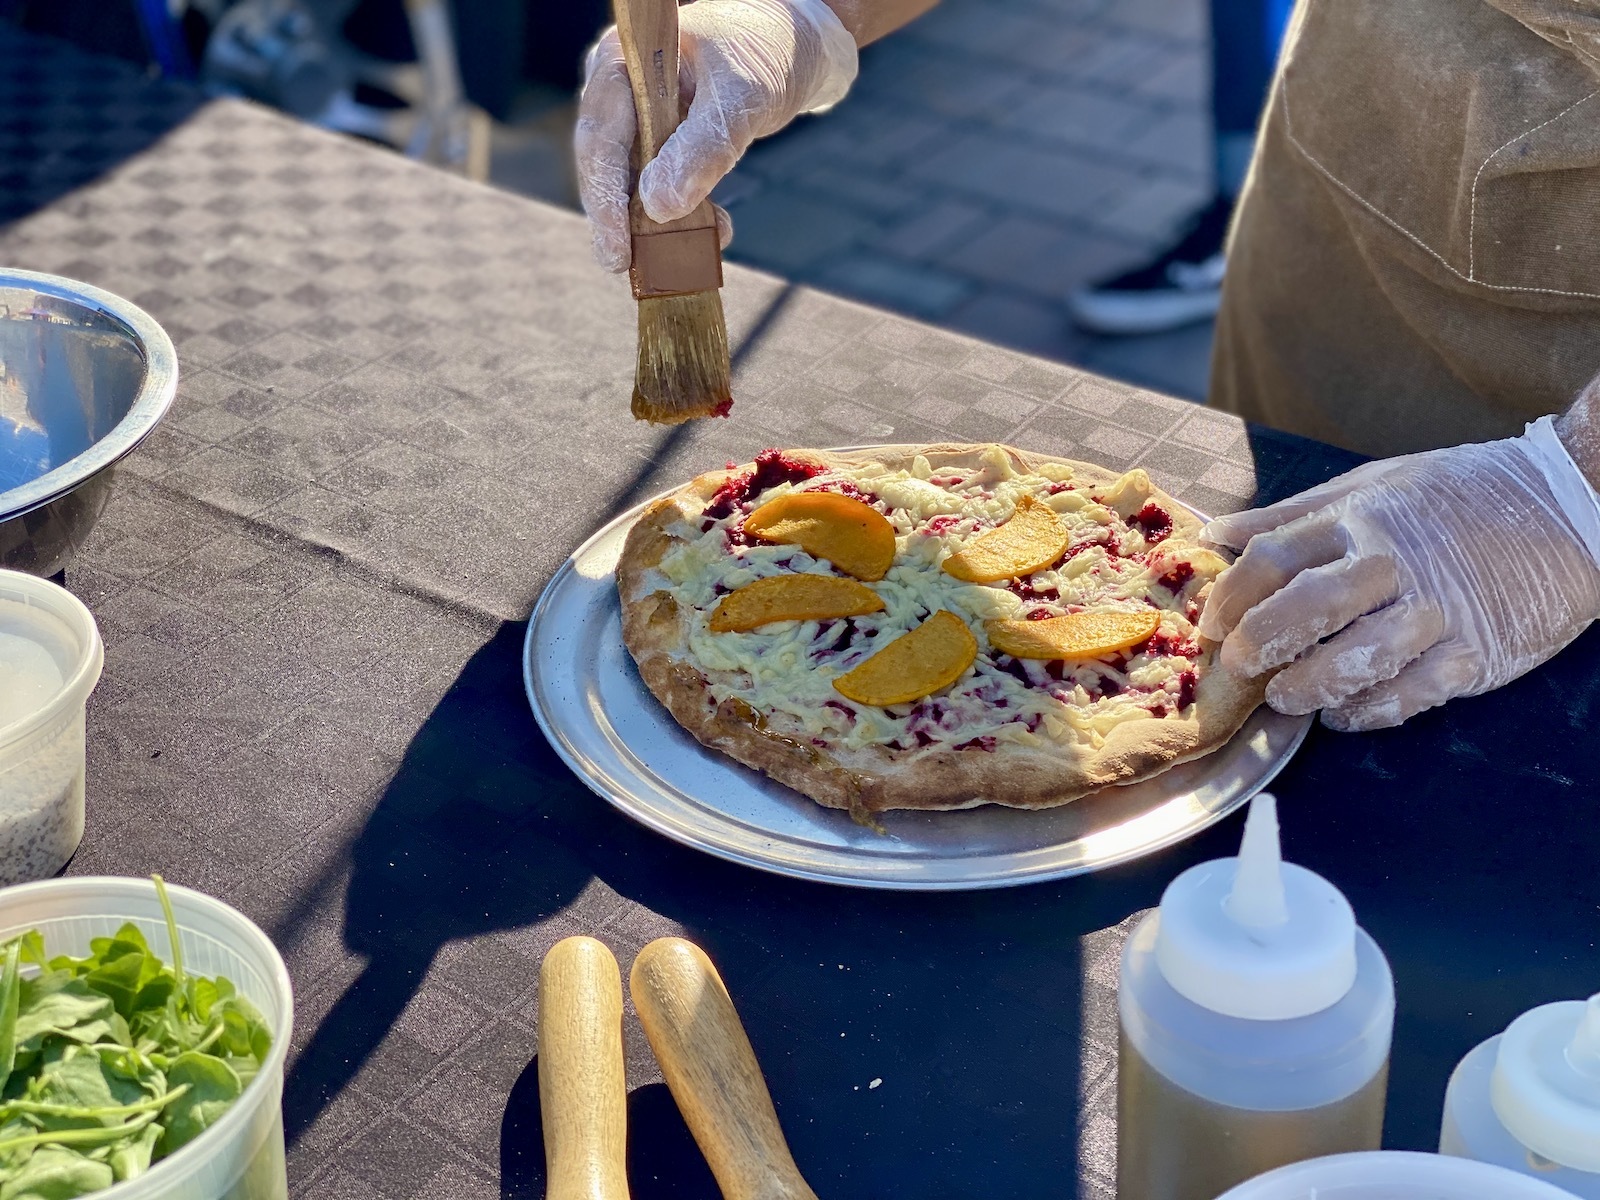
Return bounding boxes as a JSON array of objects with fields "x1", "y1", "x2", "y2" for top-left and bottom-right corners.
[
  {"x1": 575, "y1": 0, "x2": 859, "y2": 272},
  {"x1": 1198, "y1": 417, "x2": 1600, "y2": 731}
]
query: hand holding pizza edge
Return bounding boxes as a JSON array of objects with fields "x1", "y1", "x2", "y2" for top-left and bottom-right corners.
[
  {"x1": 1197, "y1": 418, "x2": 1600, "y2": 731},
  {"x1": 574, "y1": 0, "x2": 859, "y2": 273}
]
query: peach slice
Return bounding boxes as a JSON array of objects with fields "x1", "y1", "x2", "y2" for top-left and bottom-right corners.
[
  {"x1": 833, "y1": 610, "x2": 978, "y2": 706},
  {"x1": 743, "y1": 492, "x2": 896, "y2": 581},
  {"x1": 941, "y1": 495, "x2": 1069, "y2": 583},
  {"x1": 985, "y1": 609, "x2": 1161, "y2": 660},
  {"x1": 708, "y1": 575, "x2": 885, "y2": 633}
]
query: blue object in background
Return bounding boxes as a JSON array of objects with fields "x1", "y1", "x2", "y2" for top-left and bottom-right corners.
[
  {"x1": 132, "y1": 0, "x2": 194, "y2": 78},
  {"x1": 1267, "y1": 0, "x2": 1294, "y2": 55}
]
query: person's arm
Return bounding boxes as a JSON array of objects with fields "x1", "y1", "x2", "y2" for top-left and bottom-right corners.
[
  {"x1": 821, "y1": 0, "x2": 938, "y2": 46},
  {"x1": 1198, "y1": 371, "x2": 1600, "y2": 730},
  {"x1": 1555, "y1": 374, "x2": 1600, "y2": 490},
  {"x1": 576, "y1": 0, "x2": 931, "y2": 271}
]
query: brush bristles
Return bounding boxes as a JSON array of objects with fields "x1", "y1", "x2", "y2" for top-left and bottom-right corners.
[{"x1": 633, "y1": 290, "x2": 733, "y2": 424}]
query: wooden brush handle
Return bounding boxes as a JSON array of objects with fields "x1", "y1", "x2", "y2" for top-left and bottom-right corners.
[
  {"x1": 614, "y1": 0, "x2": 718, "y2": 238},
  {"x1": 540, "y1": 937, "x2": 632, "y2": 1200},
  {"x1": 630, "y1": 939, "x2": 820, "y2": 1200}
]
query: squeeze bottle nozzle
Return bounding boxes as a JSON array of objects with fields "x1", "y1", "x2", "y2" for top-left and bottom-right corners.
[
  {"x1": 1486, "y1": 992, "x2": 1600, "y2": 1174},
  {"x1": 1155, "y1": 792, "x2": 1359, "y2": 1021},
  {"x1": 1569, "y1": 996, "x2": 1600, "y2": 1079},
  {"x1": 1224, "y1": 792, "x2": 1290, "y2": 930}
]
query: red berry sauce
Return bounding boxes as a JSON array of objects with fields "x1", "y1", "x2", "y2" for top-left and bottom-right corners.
[
  {"x1": 813, "y1": 479, "x2": 880, "y2": 506},
  {"x1": 1177, "y1": 669, "x2": 1198, "y2": 711},
  {"x1": 1008, "y1": 579, "x2": 1061, "y2": 605},
  {"x1": 1132, "y1": 503, "x2": 1173, "y2": 544},
  {"x1": 1141, "y1": 630, "x2": 1201, "y2": 659},
  {"x1": 701, "y1": 449, "x2": 825, "y2": 524},
  {"x1": 1158, "y1": 561, "x2": 1196, "y2": 593}
]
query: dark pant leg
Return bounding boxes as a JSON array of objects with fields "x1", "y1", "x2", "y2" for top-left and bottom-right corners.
[
  {"x1": 1209, "y1": 0, "x2": 1282, "y2": 194},
  {"x1": 1210, "y1": 0, "x2": 1277, "y2": 137}
]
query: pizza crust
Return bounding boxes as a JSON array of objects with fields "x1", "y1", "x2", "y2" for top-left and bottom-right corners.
[{"x1": 617, "y1": 444, "x2": 1268, "y2": 819}]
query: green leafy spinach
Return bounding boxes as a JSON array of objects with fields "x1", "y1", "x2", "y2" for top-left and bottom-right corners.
[{"x1": 0, "y1": 877, "x2": 273, "y2": 1198}]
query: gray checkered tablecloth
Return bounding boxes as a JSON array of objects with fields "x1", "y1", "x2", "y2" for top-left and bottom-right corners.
[{"x1": 4, "y1": 26, "x2": 1598, "y2": 1200}]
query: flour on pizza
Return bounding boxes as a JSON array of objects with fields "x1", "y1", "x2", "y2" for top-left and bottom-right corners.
[{"x1": 617, "y1": 443, "x2": 1265, "y2": 819}]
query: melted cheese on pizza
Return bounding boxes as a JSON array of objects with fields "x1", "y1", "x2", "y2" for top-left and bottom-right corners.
[{"x1": 644, "y1": 446, "x2": 1227, "y2": 755}]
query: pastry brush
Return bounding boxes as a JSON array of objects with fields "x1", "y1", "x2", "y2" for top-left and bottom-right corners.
[{"x1": 615, "y1": 0, "x2": 734, "y2": 423}]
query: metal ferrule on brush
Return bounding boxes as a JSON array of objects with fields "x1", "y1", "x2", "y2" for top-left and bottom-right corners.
[{"x1": 629, "y1": 225, "x2": 723, "y2": 299}]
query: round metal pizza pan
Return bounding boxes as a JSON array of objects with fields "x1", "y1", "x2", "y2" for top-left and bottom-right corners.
[{"x1": 523, "y1": 486, "x2": 1313, "y2": 891}]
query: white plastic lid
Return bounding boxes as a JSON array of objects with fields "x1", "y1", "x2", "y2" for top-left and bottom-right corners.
[
  {"x1": 1155, "y1": 793, "x2": 1359, "y2": 1020},
  {"x1": 1491, "y1": 993, "x2": 1600, "y2": 1173},
  {"x1": 1214, "y1": 1150, "x2": 1579, "y2": 1199}
]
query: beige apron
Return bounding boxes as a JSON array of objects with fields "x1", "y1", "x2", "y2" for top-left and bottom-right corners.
[{"x1": 1210, "y1": 0, "x2": 1600, "y2": 457}]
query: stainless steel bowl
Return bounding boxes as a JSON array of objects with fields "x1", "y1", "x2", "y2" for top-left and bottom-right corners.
[{"x1": 0, "y1": 270, "x2": 178, "y2": 577}]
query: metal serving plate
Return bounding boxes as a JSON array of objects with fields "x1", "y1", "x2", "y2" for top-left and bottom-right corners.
[{"x1": 524, "y1": 493, "x2": 1311, "y2": 891}]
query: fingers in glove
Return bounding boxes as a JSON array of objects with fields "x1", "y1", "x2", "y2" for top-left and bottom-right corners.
[
  {"x1": 1202, "y1": 459, "x2": 1400, "y2": 551},
  {"x1": 638, "y1": 76, "x2": 754, "y2": 223},
  {"x1": 713, "y1": 201, "x2": 733, "y2": 249},
  {"x1": 574, "y1": 35, "x2": 636, "y2": 273},
  {"x1": 1222, "y1": 553, "x2": 1401, "y2": 677},
  {"x1": 1265, "y1": 598, "x2": 1444, "y2": 714},
  {"x1": 1322, "y1": 641, "x2": 1480, "y2": 731},
  {"x1": 1198, "y1": 512, "x2": 1347, "y2": 642}
]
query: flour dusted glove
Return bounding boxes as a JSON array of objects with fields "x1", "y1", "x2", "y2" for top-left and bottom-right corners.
[
  {"x1": 575, "y1": 0, "x2": 858, "y2": 272},
  {"x1": 1198, "y1": 417, "x2": 1600, "y2": 731}
]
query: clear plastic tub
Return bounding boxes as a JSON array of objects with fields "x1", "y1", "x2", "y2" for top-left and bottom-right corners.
[
  {"x1": 0, "y1": 876, "x2": 294, "y2": 1200},
  {"x1": 0, "y1": 569, "x2": 104, "y2": 885},
  {"x1": 1212, "y1": 1150, "x2": 1582, "y2": 1199}
]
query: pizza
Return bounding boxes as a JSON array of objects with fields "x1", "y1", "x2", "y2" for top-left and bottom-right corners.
[{"x1": 617, "y1": 443, "x2": 1265, "y2": 820}]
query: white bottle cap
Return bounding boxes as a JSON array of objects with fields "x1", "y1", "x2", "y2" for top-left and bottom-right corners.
[
  {"x1": 1155, "y1": 793, "x2": 1359, "y2": 1020},
  {"x1": 1490, "y1": 994, "x2": 1600, "y2": 1172}
]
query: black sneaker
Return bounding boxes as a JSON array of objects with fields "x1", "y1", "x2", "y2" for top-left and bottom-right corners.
[{"x1": 1068, "y1": 195, "x2": 1233, "y2": 335}]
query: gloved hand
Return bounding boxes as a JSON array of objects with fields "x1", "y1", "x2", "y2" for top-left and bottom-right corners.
[
  {"x1": 1198, "y1": 417, "x2": 1600, "y2": 731},
  {"x1": 575, "y1": 0, "x2": 859, "y2": 272}
]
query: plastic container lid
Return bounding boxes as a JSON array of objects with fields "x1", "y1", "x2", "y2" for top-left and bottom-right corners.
[
  {"x1": 1491, "y1": 994, "x2": 1600, "y2": 1173},
  {"x1": 1155, "y1": 793, "x2": 1358, "y2": 1020},
  {"x1": 1213, "y1": 1150, "x2": 1580, "y2": 1199},
  {"x1": 0, "y1": 567, "x2": 103, "y2": 749}
]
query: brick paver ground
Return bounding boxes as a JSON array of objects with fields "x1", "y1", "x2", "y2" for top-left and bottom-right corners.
[{"x1": 490, "y1": 0, "x2": 1218, "y2": 399}]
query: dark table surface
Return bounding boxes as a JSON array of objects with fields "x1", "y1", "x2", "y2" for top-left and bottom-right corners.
[{"x1": 3, "y1": 26, "x2": 1597, "y2": 1200}]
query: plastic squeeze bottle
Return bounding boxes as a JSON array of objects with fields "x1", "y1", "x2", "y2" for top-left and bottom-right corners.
[
  {"x1": 1439, "y1": 993, "x2": 1600, "y2": 1196},
  {"x1": 1117, "y1": 793, "x2": 1396, "y2": 1200}
]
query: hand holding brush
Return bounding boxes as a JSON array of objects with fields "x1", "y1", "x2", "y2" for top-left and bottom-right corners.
[{"x1": 576, "y1": 0, "x2": 858, "y2": 422}]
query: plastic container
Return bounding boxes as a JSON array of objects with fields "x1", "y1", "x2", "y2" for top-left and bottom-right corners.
[
  {"x1": 1440, "y1": 994, "x2": 1600, "y2": 1196},
  {"x1": 0, "y1": 568, "x2": 104, "y2": 885},
  {"x1": 0, "y1": 876, "x2": 294, "y2": 1200},
  {"x1": 1118, "y1": 794, "x2": 1395, "y2": 1200},
  {"x1": 1213, "y1": 1150, "x2": 1582, "y2": 1199}
]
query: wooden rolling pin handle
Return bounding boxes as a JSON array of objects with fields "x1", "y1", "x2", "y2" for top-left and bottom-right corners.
[
  {"x1": 630, "y1": 938, "x2": 820, "y2": 1200},
  {"x1": 539, "y1": 937, "x2": 632, "y2": 1200}
]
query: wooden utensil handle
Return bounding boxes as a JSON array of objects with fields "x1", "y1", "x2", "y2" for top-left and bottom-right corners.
[
  {"x1": 631, "y1": 939, "x2": 820, "y2": 1200},
  {"x1": 614, "y1": 0, "x2": 679, "y2": 165},
  {"x1": 540, "y1": 937, "x2": 632, "y2": 1200},
  {"x1": 614, "y1": 0, "x2": 719, "y2": 237}
]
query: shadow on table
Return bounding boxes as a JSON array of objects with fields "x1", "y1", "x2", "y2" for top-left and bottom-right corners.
[
  {"x1": 0, "y1": 26, "x2": 205, "y2": 228},
  {"x1": 277, "y1": 622, "x2": 600, "y2": 1141},
  {"x1": 278, "y1": 612, "x2": 1198, "y2": 1197},
  {"x1": 502, "y1": 1066, "x2": 717, "y2": 1199},
  {"x1": 280, "y1": 283, "x2": 823, "y2": 1173},
  {"x1": 1240, "y1": 423, "x2": 1365, "y2": 509}
]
